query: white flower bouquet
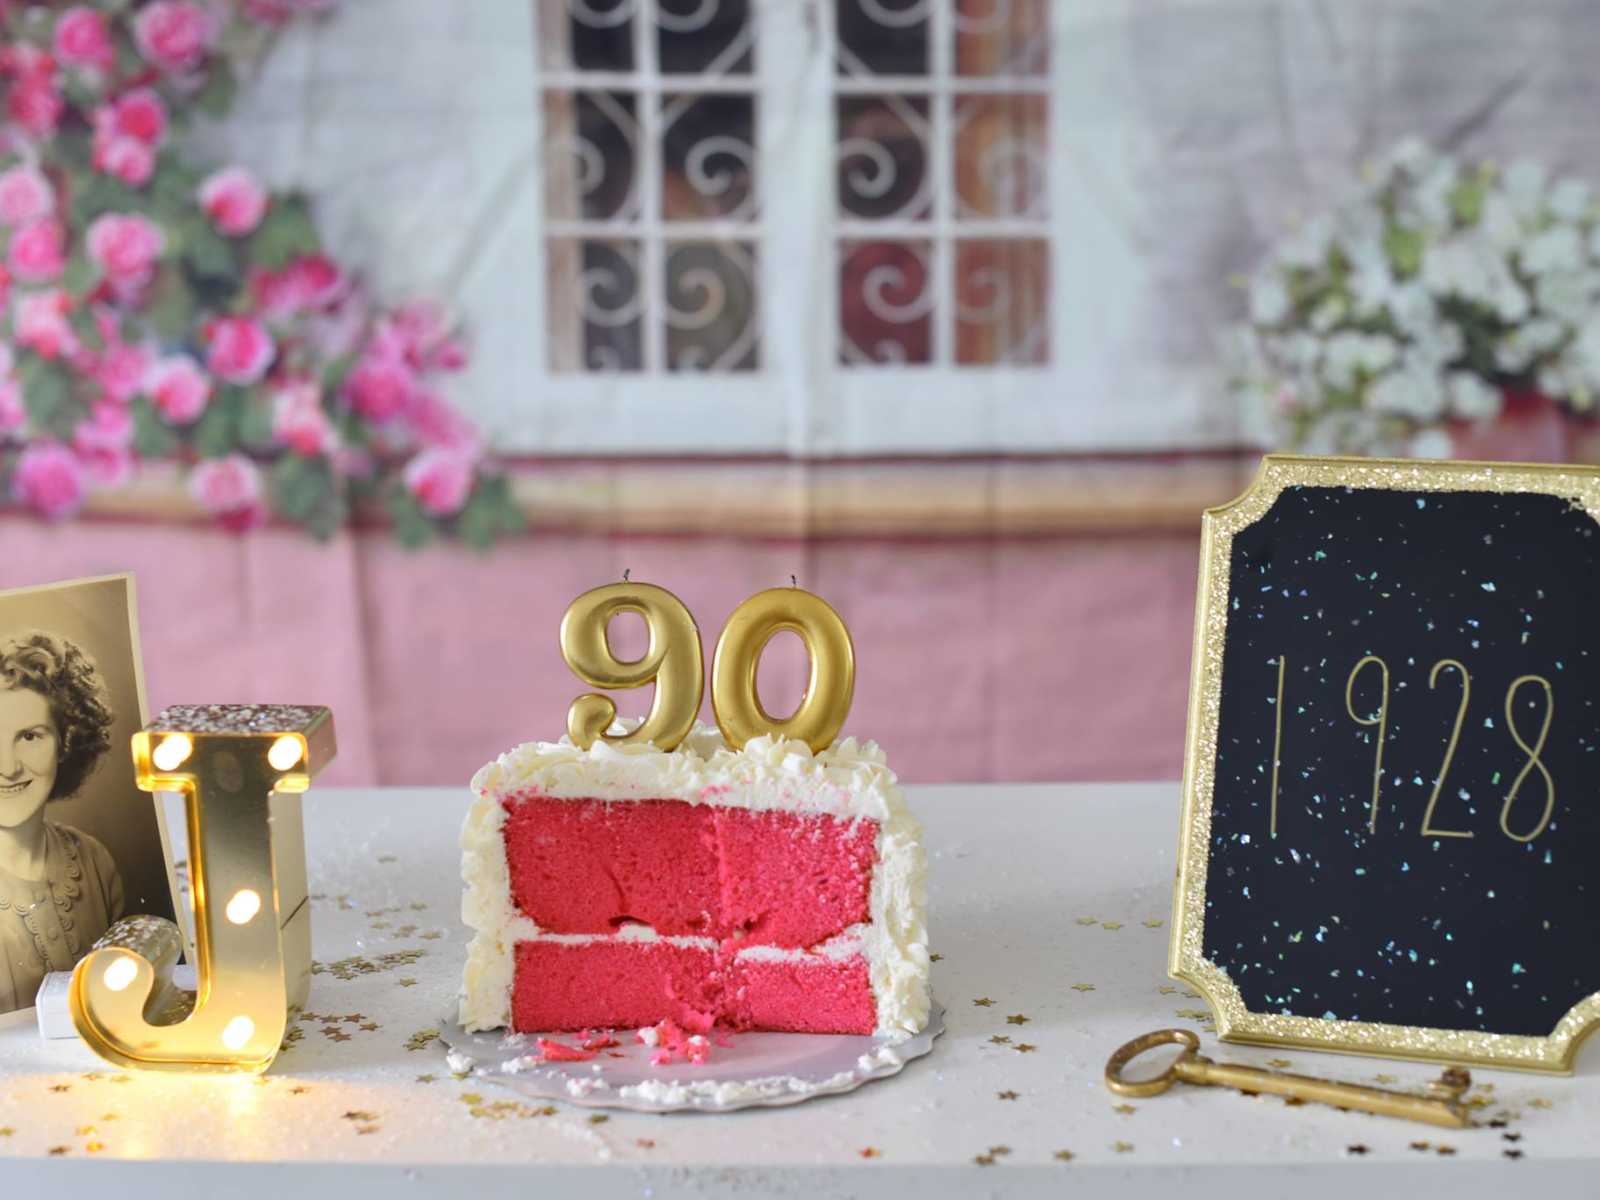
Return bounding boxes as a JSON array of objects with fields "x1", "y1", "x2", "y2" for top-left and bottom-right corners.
[{"x1": 1230, "y1": 138, "x2": 1600, "y2": 459}]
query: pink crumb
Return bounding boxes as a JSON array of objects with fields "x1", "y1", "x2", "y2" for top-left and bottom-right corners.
[
  {"x1": 580, "y1": 1030, "x2": 620, "y2": 1050},
  {"x1": 536, "y1": 1037, "x2": 597, "y2": 1062}
]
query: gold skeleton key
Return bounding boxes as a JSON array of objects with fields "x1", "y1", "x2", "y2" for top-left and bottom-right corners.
[{"x1": 1105, "y1": 1029, "x2": 1472, "y2": 1129}]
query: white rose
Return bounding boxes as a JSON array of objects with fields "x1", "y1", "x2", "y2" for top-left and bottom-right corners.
[
  {"x1": 1478, "y1": 193, "x2": 1522, "y2": 250},
  {"x1": 1408, "y1": 427, "x2": 1455, "y2": 459},
  {"x1": 1249, "y1": 274, "x2": 1291, "y2": 325},
  {"x1": 1309, "y1": 295, "x2": 1346, "y2": 332},
  {"x1": 1368, "y1": 365, "x2": 1445, "y2": 420},
  {"x1": 1521, "y1": 225, "x2": 1584, "y2": 275},
  {"x1": 1504, "y1": 160, "x2": 1548, "y2": 221},
  {"x1": 1446, "y1": 371, "x2": 1502, "y2": 420},
  {"x1": 1278, "y1": 214, "x2": 1334, "y2": 268},
  {"x1": 1547, "y1": 178, "x2": 1592, "y2": 222},
  {"x1": 1533, "y1": 270, "x2": 1595, "y2": 324}
]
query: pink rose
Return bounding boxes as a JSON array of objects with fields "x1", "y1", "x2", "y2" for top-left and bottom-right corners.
[
  {"x1": 0, "y1": 165, "x2": 54, "y2": 226},
  {"x1": 93, "y1": 337, "x2": 154, "y2": 406},
  {"x1": 342, "y1": 354, "x2": 413, "y2": 422},
  {"x1": 405, "y1": 386, "x2": 480, "y2": 453},
  {"x1": 132, "y1": 1, "x2": 214, "y2": 74},
  {"x1": 91, "y1": 89, "x2": 167, "y2": 186},
  {"x1": 14, "y1": 289, "x2": 76, "y2": 359},
  {"x1": 11, "y1": 442, "x2": 85, "y2": 519},
  {"x1": 3, "y1": 48, "x2": 63, "y2": 139},
  {"x1": 402, "y1": 447, "x2": 476, "y2": 517},
  {"x1": 8, "y1": 219, "x2": 64, "y2": 282},
  {"x1": 271, "y1": 378, "x2": 335, "y2": 455},
  {"x1": 146, "y1": 354, "x2": 212, "y2": 424},
  {"x1": 202, "y1": 315, "x2": 276, "y2": 384},
  {"x1": 386, "y1": 301, "x2": 467, "y2": 371},
  {"x1": 0, "y1": 263, "x2": 9, "y2": 312},
  {"x1": 86, "y1": 213, "x2": 164, "y2": 286},
  {"x1": 189, "y1": 454, "x2": 265, "y2": 531},
  {"x1": 249, "y1": 254, "x2": 345, "y2": 318},
  {"x1": 242, "y1": 0, "x2": 336, "y2": 25},
  {"x1": 54, "y1": 7, "x2": 115, "y2": 71},
  {"x1": 198, "y1": 166, "x2": 268, "y2": 236},
  {"x1": 0, "y1": 378, "x2": 24, "y2": 438},
  {"x1": 72, "y1": 403, "x2": 135, "y2": 488}
]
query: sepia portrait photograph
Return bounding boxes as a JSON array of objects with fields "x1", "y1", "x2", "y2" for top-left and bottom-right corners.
[{"x1": 0, "y1": 574, "x2": 176, "y2": 1018}]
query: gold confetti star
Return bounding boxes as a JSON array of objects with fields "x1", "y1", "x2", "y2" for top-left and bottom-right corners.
[
  {"x1": 1346, "y1": 1144, "x2": 1369, "y2": 1156},
  {"x1": 1266, "y1": 1058, "x2": 1292, "y2": 1069},
  {"x1": 997, "y1": 1090, "x2": 1020, "y2": 1101},
  {"x1": 75, "y1": 1125, "x2": 96, "y2": 1136},
  {"x1": 1005, "y1": 1014, "x2": 1030, "y2": 1026},
  {"x1": 1158, "y1": 986, "x2": 1178, "y2": 995},
  {"x1": 48, "y1": 1146, "x2": 68, "y2": 1156},
  {"x1": 1409, "y1": 1141, "x2": 1431, "y2": 1152},
  {"x1": 1014, "y1": 1043, "x2": 1037, "y2": 1053},
  {"x1": 588, "y1": 1114, "x2": 609, "y2": 1125},
  {"x1": 1113, "y1": 1104, "x2": 1136, "y2": 1115},
  {"x1": 49, "y1": 1084, "x2": 71, "y2": 1093},
  {"x1": 85, "y1": 1141, "x2": 104, "y2": 1153},
  {"x1": 1143, "y1": 919, "x2": 1164, "y2": 928},
  {"x1": 1075, "y1": 917, "x2": 1098, "y2": 926},
  {"x1": 987, "y1": 1145, "x2": 1011, "y2": 1156},
  {"x1": 1504, "y1": 1149, "x2": 1524, "y2": 1160},
  {"x1": 929, "y1": 953, "x2": 943, "y2": 962},
  {"x1": 359, "y1": 1023, "x2": 380, "y2": 1032},
  {"x1": 343, "y1": 1111, "x2": 378, "y2": 1122},
  {"x1": 1373, "y1": 1074, "x2": 1397, "y2": 1084},
  {"x1": 458, "y1": 1093, "x2": 484, "y2": 1106},
  {"x1": 858, "y1": 1147, "x2": 880, "y2": 1159},
  {"x1": 1054, "y1": 1149, "x2": 1075, "y2": 1162},
  {"x1": 1113, "y1": 1141, "x2": 1134, "y2": 1153},
  {"x1": 1175, "y1": 1009, "x2": 1210, "y2": 1020},
  {"x1": 1530, "y1": 1098, "x2": 1553, "y2": 1109},
  {"x1": 290, "y1": 1086, "x2": 310, "y2": 1095},
  {"x1": 973, "y1": 997, "x2": 995, "y2": 1007},
  {"x1": 1101, "y1": 922, "x2": 1123, "y2": 931},
  {"x1": 1071, "y1": 983, "x2": 1096, "y2": 993},
  {"x1": 989, "y1": 1035, "x2": 1011, "y2": 1045},
  {"x1": 398, "y1": 978, "x2": 419, "y2": 988},
  {"x1": 322, "y1": 1028, "x2": 352, "y2": 1043},
  {"x1": 405, "y1": 1029, "x2": 441, "y2": 1052},
  {"x1": 1436, "y1": 1146, "x2": 1457, "y2": 1156},
  {"x1": 415, "y1": 1074, "x2": 437, "y2": 1084},
  {"x1": 635, "y1": 1139, "x2": 655, "y2": 1149},
  {"x1": 973, "y1": 1154, "x2": 995, "y2": 1166}
]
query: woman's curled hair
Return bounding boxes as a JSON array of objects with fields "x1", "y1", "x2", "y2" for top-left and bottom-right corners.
[{"x1": 0, "y1": 630, "x2": 114, "y2": 800}]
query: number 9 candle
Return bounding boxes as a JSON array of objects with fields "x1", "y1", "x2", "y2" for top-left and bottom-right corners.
[{"x1": 69, "y1": 705, "x2": 335, "y2": 1074}]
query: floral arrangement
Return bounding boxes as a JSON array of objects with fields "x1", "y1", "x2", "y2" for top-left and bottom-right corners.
[
  {"x1": 1230, "y1": 139, "x2": 1600, "y2": 459},
  {"x1": 0, "y1": 0, "x2": 521, "y2": 545}
]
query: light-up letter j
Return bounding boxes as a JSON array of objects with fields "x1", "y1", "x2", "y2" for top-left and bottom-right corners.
[{"x1": 70, "y1": 705, "x2": 336, "y2": 1073}]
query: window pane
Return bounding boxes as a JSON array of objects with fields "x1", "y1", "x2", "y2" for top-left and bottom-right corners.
[
  {"x1": 659, "y1": 0, "x2": 753, "y2": 75},
  {"x1": 955, "y1": 0, "x2": 1049, "y2": 76},
  {"x1": 662, "y1": 94, "x2": 757, "y2": 221},
  {"x1": 953, "y1": 94, "x2": 1048, "y2": 220},
  {"x1": 837, "y1": 95, "x2": 931, "y2": 221},
  {"x1": 539, "y1": 0, "x2": 635, "y2": 72},
  {"x1": 836, "y1": 0, "x2": 929, "y2": 76},
  {"x1": 543, "y1": 91, "x2": 639, "y2": 222},
  {"x1": 840, "y1": 240, "x2": 933, "y2": 365},
  {"x1": 546, "y1": 239, "x2": 644, "y2": 372},
  {"x1": 664, "y1": 241, "x2": 760, "y2": 371},
  {"x1": 955, "y1": 239, "x2": 1048, "y2": 365}
]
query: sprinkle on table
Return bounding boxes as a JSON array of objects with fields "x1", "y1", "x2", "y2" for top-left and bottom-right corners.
[
  {"x1": 1409, "y1": 1141, "x2": 1431, "y2": 1152},
  {"x1": 636, "y1": 1139, "x2": 655, "y2": 1149},
  {"x1": 1113, "y1": 1104, "x2": 1136, "y2": 1115},
  {"x1": 1266, "y1": 1058, "x2": 1292, "y2": 1068},
  {"x1": 48, "y1": 1084, "x2": 70, "y2": 1093},
  {"x1": 1101, "y1": 922, "x2": 1124, "y2": 931},
  {"x1": 929, "y1": 953, "x2": 943, "y2": 962},
  {"x1": 1143, "y1": 919, "x2": 1165, "y2": 928},
  {"x1": 343, "y1": 1111, "x2": 378, "y2": 1122},
  {"x1": 1071, "y1": 983, "x2": 1096, "y2": 992},
  {"x1": 1158, "y1": 986, "x2": 1178, "y2": 995},
  {"x1": 1346, "y1": 1144, "x2": 1370, "y2": 1156},
  {"x1": 588, "y1": 1114, "x2": 609, "y2": 1125},
  {"x1": 989, "y1": 1035, "x2": 1011, "y2": 1045},
  {"x1": 1504, "y1": 1149, "x2": 1525, "y2": 1161},
  {"x1": 0, "y1": 1128, "x2": 13, "y2": 1137},
  {"x1": 988, "y1": 1145, "x2": 1011, "y2": 1157},
  {"x1": 858, "y1": 1147, "x2": 880, "y2": 1159},
  {"x1": 415, "y1": 1075, "x2": 437, "y2": 1084},
  {"x1": 1075, "y1": 917, "x2": 1099, "y2": 926},
  {"x1": 1054, "y1": 1149, "x2": 1075, "y2": 1162},
  {"x1": 1005, "y1": 1013, "x2": 1030, "y2": 1025},
  {"x1": 405, "y1": 1029, "x2": 441, "y2": 1052},
  {"x1": 997, "y1": 1090, "x2": 1020, "y2": 1101},
  {"x1": 973, "y1": 997, "x2": 996, "y2": 1007},
  {"x1": 1113, "y1": 1141, "x2": 1134, "y2": 1154},
  {"x1": 1013, "y1": 1043, "x2": 1037, "y2": 1053},
  {"x1": 48, "y1": 1146, "x2": 68, "y2": 1156},
  {"x1": 973, "y1": 1153, "x2": 996, "y2": 1166},
  {"x1": 1503, "y1": 1133, "x2": 1523, "y2": 1143}
]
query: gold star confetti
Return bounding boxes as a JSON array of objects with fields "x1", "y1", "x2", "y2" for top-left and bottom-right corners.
[
  {"x1": 1503, "y1": 1133, "x2": 1523, "y2": 1143},
  {"x1": 1266, "y1": 1058, "x2": 1292, "y2": 1069},
  {"x1": 987, "y1": 1145, "x2": 1011, "y2": 1156},
  {"x1": 859, "y1": 1147, "x2": 880, "y2": 1159},
  {"x1": 322, "y1": 1028, "x2": 352, "y2": 1043},
  {"x1": 1071, "y1": 983, "x2": 1096, "y2": 993},
  {"x1": 343, "y1": 1111, "x2": 378, "y2": 1122},
  {"x1": 1283, "y1": 1097, "x2": 1305, "y2": 1107},
  {"x1": 410, "y1": 902, "x2": 428, "y2": 911},
  {"x1": 49, "y1": 1084, "x2": 71, "y2": 1093},
  {"x1": 636, "y1": 1139, "x2": 655, "y2": 1149},
  {"x1": 75, "y1": 1125, "x2": 96, "y2": 1136},
  {"x1": 1346, "y1": 1144, "x2": 1369, "y2": 1156},
  {"x1": 1409, "y1": 1141, "x2": 1431, "y2": 1152},
  {"x1": 1143, "y1": 919, "x2": 1164, "y2": 928},
  {"x1": 588, "y1": 1114, "x2": 609, "y2": 1125},
  {"x1": 356, "y1": 1126, "x2": 380, "y2": 1136},
  {"x1": 1175, "y1": 1009, "x2": 1210, "y2": 1020},
  {"x1": 398, "y1": 978, "x2": 419, "y2": 988},
  {"x1": 85, "y1": 1141, "x2": 104, "y2": 1154},
  {"x1": 82, "y1": 1072, "x2": 102, "y2": 1081},
  {"x1": 973, "y1": 997, "x2": 995, "y2": 1007},
  {"x1": 1374, "y1": 1074, "x2": 1397, "y2": 1084},
  {"x1": 459, "y1": 1093, "x2": 484, "y2": 1105},
  {"x1": 973, "y1": 1154, "x2": 995, "y2": 1166},
  {"x1": 1529, "y1": 1098, "x2": 1553, "y2": 1109},
  {"x1": 997, "y1": 1090, "x2": 1019, "y2": 1101},
  {"x1": 421, "y1": 931, "x2": 443, "y2": 941},
  {"x1": 48, "y1": 1146, "x2": 68, "y2": 1156},
  {"x1": 290, "y1": 1086, "x2": 310, "y2": 1095},
  {"x1": 1436, "y1": 1146, "x2": 1457, "y2": 1156},
  {"x1": 405, "y1": 1029, "x2": 441, "y2": 1052},
  {"x1": 1504, "y1": 1149, "x2": 1524, "y2": 1161},
  {"x1": 0, "y1": 1128, "x2": 12, "y2": 1137},
  {"x1": 1113, "y1": 1104, "x2": 1136, "y2": 1115},
  {"x1": 415, "y1": 1075, "x2": 437, "y2": 1084},
  {"x1": 1102, "y1": 922, "x2": 1123, "y2": 931},
  {"x1": 1054, "y1": 1149, "x2": 1075, "y2": 1162},
  {"x1": 1112, "y1": 1141, "x2": 1134, "y2": 1153},
  {"x1": 1158, "y1": 986, "x2": 1178, "y2": 995},
  {"x1": 1075, "y1": 917, "x2": 1098, "y2": 926},
  {"x1": 1181, "y1": 990, "x2": 1201, "y2": 999},
  {"x1": 1005, "y1": 1014, "x2": 1030, "y2": 1025},
  {"x1": 359, "y1": 1022, "x2": 380, "y2": 1032},
  {"x1": 929, "y1": 953, "x2": 943, "y2": 962},
  {"x1": 1014, "y1": 1043, "x2": 1037, "y2": 1053},
  {"x1": 989, "y1": 1035, "x2": 1011, "y2": 1045}
]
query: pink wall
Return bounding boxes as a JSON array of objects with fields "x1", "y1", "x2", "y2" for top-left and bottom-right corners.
[{"x1": 1, "y1": 517, "x2": 1200, "y2": 786}]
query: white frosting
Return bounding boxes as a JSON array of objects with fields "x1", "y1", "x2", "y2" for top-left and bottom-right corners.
[
  {"x1": 617, "y1": 1070, "x2": 859, "y2": 1107},
  {"x1": 459, "y1": 723, "x2": 930, "y2": 1037}
]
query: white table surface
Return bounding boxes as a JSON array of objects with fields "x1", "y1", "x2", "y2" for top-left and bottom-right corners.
[{"x1": 1, "y1": 782, "x2": 1594, "y2": 1198}]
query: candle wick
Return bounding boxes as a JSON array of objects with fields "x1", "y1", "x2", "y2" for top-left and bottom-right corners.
[
  {"x1": 790, "y1": 575, "x2": 797, "y2": 588},
  {"x1": 623, "y1": 568, "x2": 631, "y2": 582}
]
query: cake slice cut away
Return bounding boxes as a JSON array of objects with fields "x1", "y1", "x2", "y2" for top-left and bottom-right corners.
[{"x1": 460, "y1": 725, "x2": 929, "y2": 1037}]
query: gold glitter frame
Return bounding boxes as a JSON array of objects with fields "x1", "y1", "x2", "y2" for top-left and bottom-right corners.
[{"x1": 1171, "y1": 453, "x2": 1600, "y2": 1075}]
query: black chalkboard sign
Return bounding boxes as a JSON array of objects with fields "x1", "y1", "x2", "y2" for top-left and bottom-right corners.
[{"x1": 1171, "y1": 455, "x2": 1600, "y2": 1072}]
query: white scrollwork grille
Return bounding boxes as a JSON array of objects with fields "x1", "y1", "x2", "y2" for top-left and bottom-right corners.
[{"x1": 540, "y1": 0, "x2": 760, "y2": 372}]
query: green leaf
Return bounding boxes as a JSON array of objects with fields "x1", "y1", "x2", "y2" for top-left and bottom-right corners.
[
  {"x1": 61, "y1": 254, "x2": 96, "y2": 296},
  {"x1": 248, "y1": 195, "x2": 321, "y2": 270},
  {"x1": 131, "y1": 397, "x2": 181, "y2": 458},
  {"x1": 178, "y1": 213, "x2": 239, "y2": 282},
  {"x1": 385, "y1": 486, "x2": 435, "y2": 549},
  {"x1": 16, "y1": 354, "x2": 77, "y2": 439},
  {"x1": 237, "y1": 392, "x2": 276, "y2": 451},
  {"x1": 1449, "y1": 179, "x2": 1485, "y2": 226},
  {"x1": 268, "y1": 455, "x2": 335, "y2": 525},
  {"x1": 194, "y1": 61, "x2": 238, "y2": 118},
  {"x1": 144, "y1": 263, "x2": 196, "y2": 342},
  {"x1": 192, "y1": 386, "x2": 247, "y2": 458},
  {"x1": 1383, "y1": 223, "x2": 1425, "y2": 278}
]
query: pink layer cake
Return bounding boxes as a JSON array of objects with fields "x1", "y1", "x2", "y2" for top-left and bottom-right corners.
[{"x1": 460, "y1": 725, "x2": 929, "y2": 1037}]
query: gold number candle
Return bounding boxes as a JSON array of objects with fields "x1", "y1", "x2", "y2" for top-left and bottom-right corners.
[
  {"x1": 711, "y1": 586, "x2": 855, "y2": 752},
  {"x1": 561, "y1": 582, "x2": 703, "y2": 751},
  {"x1": 69, "y1": 705, "x2": 336, "y2": 1074}
]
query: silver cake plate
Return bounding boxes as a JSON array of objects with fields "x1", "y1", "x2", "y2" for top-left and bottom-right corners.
[{"x1": 439, "y1": 1002, "x2": 945, "y2": 1114}]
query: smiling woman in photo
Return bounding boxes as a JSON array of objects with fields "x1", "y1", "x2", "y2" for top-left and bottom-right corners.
[{"x1": 0, "y1": 631, "x2": 124, "y2": 1014}]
